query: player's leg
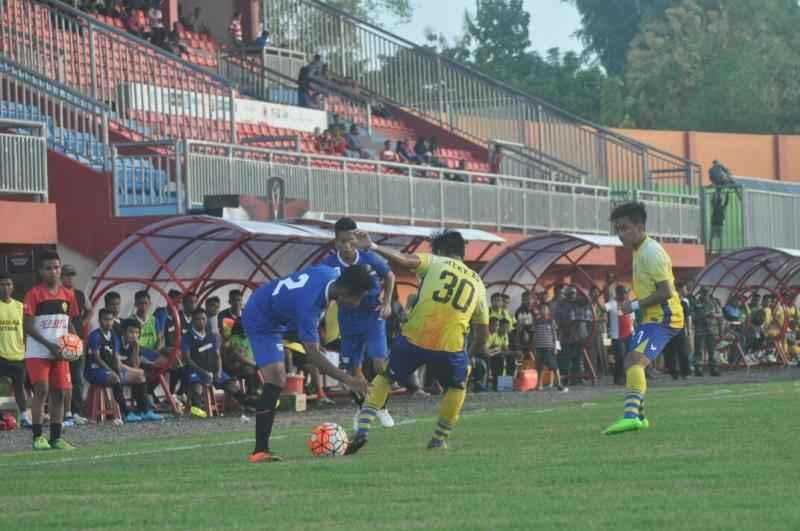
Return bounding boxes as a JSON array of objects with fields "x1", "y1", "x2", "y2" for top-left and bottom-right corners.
[
  {"x1": 605, "y1": 324, "x2": 677, "y2": 434},
  {"x1": 706, "y1": 333, "x2": 720, "y2": 376},
  {"x1": 340, "y1": 333, "x2": 367, "y2": 428},
  {"x1": 248, "y1": 334, "x2": 286, "y2": 462},
  {"x1": 347, "y1": 336, "x2": 422, "y2": 455},
  {"x1": 549, "y1": 351, "x2": 567, "y2": 391},
  {"x1": 427, "y1": 350, "x2": 471, "y2": 449},
  {"x1": 366, "y1": 320, "x2": 394, "y2": 427},
  {"x1": 0, "y1": 359, "x2": 29, "y2": 422},
  {"x1": 26, "y1": 359, "x2": 52, "y2": 449},
  {"x1": 678, "y1": 332, "x2": 691, "y2": 378},
  {"x1": 48, "y1": 360, "x2": 74, "y2": 449}
]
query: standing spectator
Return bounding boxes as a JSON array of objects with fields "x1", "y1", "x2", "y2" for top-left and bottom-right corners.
[
  {"x1": 229, "y1": 11, "x2": 244, "y2": 48},
  {"x1": 148, "y1": 1, "x2": 166, "y2": 47},
  {"x1": 589, "y1": 286, "x2": 608, "y2": 375},
  {"x1": 553, "y1": 286, "x2": 585, "y2": 386},
  {"x1": 61, "y1": 265, "x2": 90, "y2": 427},
  {"x1": 664, "y1": 282, "x2": 692, "y2": 380},
  {"x1": 24, "y1": 251, "x2": 79, "y2": 450},
  {"x1": 379, "y1": 140, "x2": 399, "y2": 162},
  {"x1": 693, "y1": 287, "x2": 720, "y2": 376},
  {"x1": 605, "y1": 285, "x2": 634, "y2": 385},
  {"x1": 0, "y1": 273, "x2": 31, "y2": 427},
  {"x1": 514, "y1": 290, "x2": 535, "y2": 349},
  {"x1": 297, "y1": 54, "x2": 322, "y2": 108},
  {"x1": 709, "y1": 189, "x2": 730, "y2": 253},
  {"x1": 103, "y1": 291, "x2": 123, "y2": 338},
  {"x1": 532, "y1": 303, "x2": 567, "y2": 392},
  {"x1": 205, "y1": 296, "x2": 221, "y2": 339},
  {"x1": 489, "y1": 144, "x2": 504, "y2": 174}
]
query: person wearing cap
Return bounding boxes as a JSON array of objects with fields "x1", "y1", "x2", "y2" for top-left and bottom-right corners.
[{"x1": 61, "y1": 264, "x2": 91, "y2": 426}]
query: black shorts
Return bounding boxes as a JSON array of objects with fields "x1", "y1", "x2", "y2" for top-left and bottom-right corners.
[
  {"x1": 535, "y1": 348, "x2": 558, "y2": 370},
  {"x1": 0, "y1": 357, "x2": 25, "y2": 381}
]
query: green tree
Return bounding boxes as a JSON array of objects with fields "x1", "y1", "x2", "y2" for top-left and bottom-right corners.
[{"x1": 625, "y1": 0, "x2": 800, "y2": 133}]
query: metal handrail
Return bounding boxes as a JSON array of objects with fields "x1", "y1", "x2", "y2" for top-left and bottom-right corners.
[{"x1": 0, "y1": 118, "x2": 49, "y2": 200}]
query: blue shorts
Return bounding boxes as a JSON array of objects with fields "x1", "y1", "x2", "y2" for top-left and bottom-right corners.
[
  {"x1": 182, "y1": 367, "x2": 231, "y2": 387},
  {"x1": 247, "y1": 333, "x2": 286, "y2": 368},
  {"x1": 386, "y1": 336, "x2": 469, "y2": 390},
  {"x1": 628, "y1": 323, "x2": 681, "y2": 361},
  {"x1": 85, "y1": 368, "x2": 116, "y2": 385},
  {"x1": 340, "y1": 320, "x2": 388, "y2": 371},
  {"x1": 140, "y1": 348, "x2": 161, "y2": 363}
]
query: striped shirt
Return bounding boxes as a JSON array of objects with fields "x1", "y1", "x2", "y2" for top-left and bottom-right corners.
[
  {"x1": 533, "y1": 318, "x2": 557, "y2": 350},
  {"x1": 229, "y1": 19, "x2": 243, "y2": 42}
]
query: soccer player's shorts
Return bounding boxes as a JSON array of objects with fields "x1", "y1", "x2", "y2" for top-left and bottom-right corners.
[
  {"x1": 247, "y1": 333, "x2": 286, "y2": 367},
  {"x1": 340, "y1": 321, "x2": 388, "y2": 371},
  {"x1": 140, "y1": 348, "x2": 161, "y2": 363},
  {"x1": 182, "y1": 367, "x2": 231, "y2": 386},
  {"x1": 86, "y1": 368, "x2": 117, "y2": 385},
  {"x1": 535, "y1": 348, "x2": 558, "y2": 370},
  {"x1": 386, "y1": 335, "x2": 469, "y2": 389},
  {"x1": 25, "y1": 358, "x2": 72, "y2": 390},
  {"x1": 628, "y1": 323, "x2": 681, "y2": 361}
]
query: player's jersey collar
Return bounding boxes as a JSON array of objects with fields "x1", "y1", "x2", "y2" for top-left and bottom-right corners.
[{"x1": 337, "y1": 250, "x2": 360, "y2": 267}]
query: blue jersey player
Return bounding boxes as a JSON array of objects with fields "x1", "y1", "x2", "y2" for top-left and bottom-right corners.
[
  {"x1": 242, "y1": 264, "x2": 372, "y2": 463},
  {"x1": 320, "y1": 217, "x2": 396, "y2": 429}
]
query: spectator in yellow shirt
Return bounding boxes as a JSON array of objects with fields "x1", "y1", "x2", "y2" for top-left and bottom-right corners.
[{"x1": 0, "y1": 274, "x2": 30, "y2": 426}]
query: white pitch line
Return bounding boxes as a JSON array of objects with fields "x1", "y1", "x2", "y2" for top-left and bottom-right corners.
[{"x1": 0, "y1": 437, "x2": 273, "y2": 469}]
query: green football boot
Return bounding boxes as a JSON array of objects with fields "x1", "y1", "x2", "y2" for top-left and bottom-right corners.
[{"x1": 603, "y1": 417, "x2": 643, "y2": 435}]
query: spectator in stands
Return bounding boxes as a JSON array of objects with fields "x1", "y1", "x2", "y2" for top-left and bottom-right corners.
[
  {"x1": 148, "y1": 1, "x2": 166, "y2": 47},
  {"x1": 414, "y1": 138, "x2": 433, "y2": 164},
  {"x1": 164, "y1": 22, "x2": 188, "y2": 55},
  {"x1": 379, "y1": 140, "x2": 400, "y2": 162},
  {"x1": 103, "y1": 290, "x2": 123, "y2": 338},
  {"x1": 489, "y1": 144, "x2": 504, "y2": 174},
  {"x1": 181, "y1": 5, "x2": 208, "y2": 35},
  {"x1": 445, "y1": 160, "x2": 468, "y2": 182},
  {"x1": 330, "y1": 129, "x2": 348, "y2": 157},
  {"x1": 396, "y1": 139, "x2": 420, "y2": 164},
  {"x1": 124, "y1": 7, "x2": 146, "y2": 39},
  {"x1": 253, "y1": 30, "x2": 271, "y2": 50},
  {"x1": 0, "y1": 273, "x2": 31, "y2": 427},
  {"x1": 205, "y1": 296, "x2": 221, "y2": 339},
  {"x1": 229, "y1": 11, "x2": 244, "y2": 48},
  {"x1": 709, "y1": 159, "x2": 735, "y2": 188},
  {"x1": 533, "y1": 303, "x2": 567, "y2": 392},
  {"x1": 297, "y1": 54, "x2": 323, "y2": 108},
  {"x1": 345, "y1": 125, "x2": 369, "y2": 159},
  {"x1": 61, "y1": 265, "x2": 90, "y2": 427},
  {"x1": 107, "y1": 0, "x2": 124, "y2": 19},
  {"x1": 605, "y1": 285, "x2": 633, "y2": 385}
]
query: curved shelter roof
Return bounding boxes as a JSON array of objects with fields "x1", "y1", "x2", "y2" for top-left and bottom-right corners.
[
  {"x1": 480, "y1": 232, "x2": 622, "y2": 304},
  {"x1": 86, "y1": 215, "x2": 504, "y2": 310},
  {"x1": 692, "y1": 246, "x2": 800, "y2": 301}
]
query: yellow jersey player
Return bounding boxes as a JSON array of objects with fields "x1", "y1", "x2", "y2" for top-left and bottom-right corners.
[
  {"x1": 346, "y1": 229, "x2": 489, "y2": 452},
  {"x1": 605, "y1": 202, "x2": 684, "y2": 434}
]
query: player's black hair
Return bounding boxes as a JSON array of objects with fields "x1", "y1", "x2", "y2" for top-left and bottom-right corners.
[
  {"x1": 0, "y1": 272, "x2": 11, "y2": 281},
  {"x1": 168, "y1": 289, "x2": 182, "y2": 300},
  {"x1": 206, "y1": 296, "x2": 220, "y2": 305},
  {"x1": 499, "y1": 318, "x2": 510, "y2": 326},
  {"x1": 431, "y1": 229, "x2": 466, "y2": 259},
  {"x1": 229, "y1": 289, "x2": 243, "y2": 299},
  {"x1": 334, "y1": 217, "x2": 358, "y2": 234},
  {"x1": 123, "y1": 319, "x2": 141, "y2": 332},
  {"x1": 98, "y1": 308, "x2": 114, "y2": 320},
  {"x1": 37, "y1": 250, "x2": 61, "y2": 267},
  {"x1": 336, "y1": 264, "x2": 373, "y2": 295},
  {"x1": 191, "y1": 308, "x2": 207, "y2": 318},
  {"x1": 490, "y1": 293, "x2": 501, "y2": 300},
  {"x1": 104, "y1": 291, "x2": 121, "y2": 305},
  {"x1": 610, "y1": 201, "x2": 647, "y2": 226},
  {"x1": 134, "y1": 290, "x2": 151, "y2": 302}
]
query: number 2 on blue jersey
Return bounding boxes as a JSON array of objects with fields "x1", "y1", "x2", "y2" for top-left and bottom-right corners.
[{"x1": 272, "y1": 274, "x2": 310, "y2": 296}]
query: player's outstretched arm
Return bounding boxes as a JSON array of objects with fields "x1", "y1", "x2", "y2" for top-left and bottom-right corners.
[
  {"x1": 352, "y1": 230, "x2": 421, "y2": 271},
  {"x1": 468, "y1": 323, "x2": 490, "y2": 360},
  {"x1": 302, "y1": 341, "x2": 368, "y2": 394}
]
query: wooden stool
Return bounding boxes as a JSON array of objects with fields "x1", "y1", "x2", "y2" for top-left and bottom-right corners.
[{"x1": 85, "y1": 384, "x2": 121, "y2": 423}]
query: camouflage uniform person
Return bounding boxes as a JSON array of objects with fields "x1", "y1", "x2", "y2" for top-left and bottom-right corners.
[{"x1": 692, "y1": 287, "x2": 720, "y2": 376}]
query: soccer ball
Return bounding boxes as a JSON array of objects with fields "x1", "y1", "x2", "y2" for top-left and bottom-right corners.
[
  {"x1": 308, "y1": 422, "x2": 349, "y2": 457},
  {"x1": 57, "y1": 334, "x2": 84, "y2": 362}
]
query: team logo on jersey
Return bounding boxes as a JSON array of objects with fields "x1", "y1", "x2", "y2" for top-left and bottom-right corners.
[{"x1": 62, "y1": 302, "x2": 68, "y2": 312}]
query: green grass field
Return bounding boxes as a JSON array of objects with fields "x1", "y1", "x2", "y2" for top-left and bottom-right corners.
[{"x1": 3, "y1": 381, "x2": 799, "y2": 531}]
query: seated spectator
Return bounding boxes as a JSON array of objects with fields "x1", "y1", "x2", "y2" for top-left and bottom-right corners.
[
  {"x1": 107, "y1": 0, "x2": 124, "y2": 19},
  {"x1": 331, "y1": 129, "x2": 348, "y2": 157},
  {"x1": 444, "y1": 160, "x2": 468, "y2": 182},
  {"x1": 86, "y1": 310, "x2": 162, "y2": 423},
  {"x1": 489, "y1": 318, "x2": 520, "y2": 388},
  {"x1": 317, "y1": 129, "x2": 335, "y2": 155},
  {"x1": 129, "y1": 290, "x2": 170, "y2": 380},
  {"x1": 413, "y1": 137, "x2": 434, "y2": 164},
  {"x1": 181, "y1": 6, "x2": 209, "y2": 35},
  {"x1": 345, "y1": 125, "x2": 369, "y2": 158},
  {"x1": 532, "y1": 304, "x2": 567, "y2": 391},
  {"x1": 786, "y1": 320, "x2": 800, "y2": 359},
  {"x1": 379, "y1": 140, "x2": 400, "y2": 162},
  {"x1": 117, "y1": 319, "x2": 162, "y2": 420},
  {"x1": 181, "y1": 309, "x2": 252, "y2": 418},
  {"x1": 229, "y1": 11, "x2": 244, "y2": 48},
  {"x1": 396, "y1": 139, "x2": 420, "y2": 164},
  {"x1": 219, "y1": 309, "x2": 259, "y2": 399},
  {"x1": 148, "y1": 2, "x2": 166, "y2": 47},
  {"x1": 164, "y1": 22, "x2": 188, "y2": 55},
  {"x1": 489, "y1": 144, "x2": 504, "y2": 174},
  {"x1": 124, "y1": 8, "x2": 147, "y2": 39}
]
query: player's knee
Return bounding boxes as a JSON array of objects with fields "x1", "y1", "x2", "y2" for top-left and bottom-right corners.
[
  {"x1": 624, "y1": 352, "x2": 648, "y2": 370},
  {"x1": 32, "y1": 382, "x2": 49, "y2": 397}
]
